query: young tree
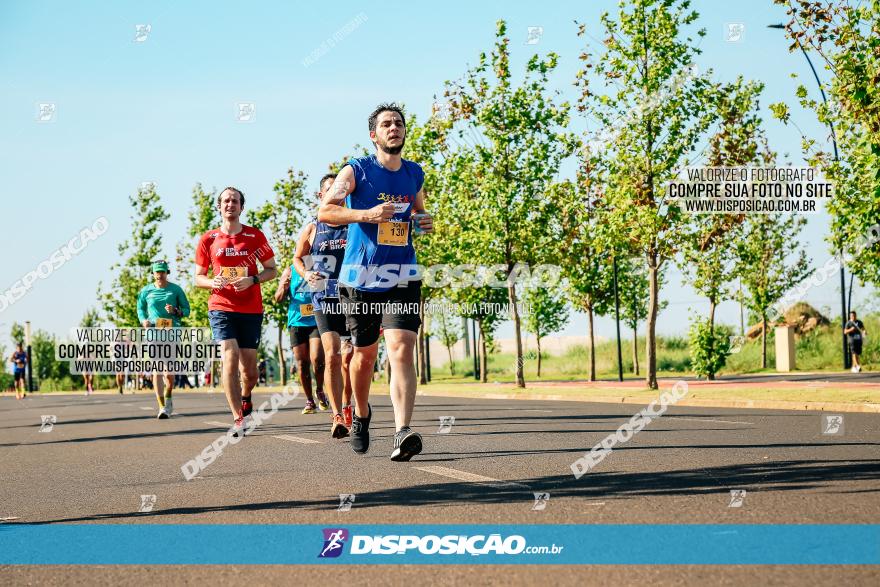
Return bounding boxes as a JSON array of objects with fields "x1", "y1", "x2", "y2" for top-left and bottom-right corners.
[
  {"x1": 99, "y1": 183, "x2": 169, "y2": 328},
  {"x1": 554, "y1": 173, "x2": 616, "y2": 381},
  {"x1": 248, "y1": 168, "x2": 312, "y2": 385},
  {"x1": 615, "y1": 257, "x2": 653, "y2": 375},
  {"x1": 522, "y1": 285, "x2": 569, "y2": 377},
  {"x1": 736, "y1": 213, "x2": 812, "y2": 368},
  {"x1": 577, "y1": 0, "x2": 716, "y2": 389},
  {"x1": 429, "y1": 303, "x2": 462, "y2": 375},
  {"x1": 176, "y1": 183, "x2": 217, "y2": 328},
  {"x1": 444, "y1": 20, "x2": 576, "y2": 388},
  {"x1": 681, "y1": 78, "x2": 767, "y2": 379},
  {"x1": 10, "y1": 323, "x2": 24, "y2": 346}
]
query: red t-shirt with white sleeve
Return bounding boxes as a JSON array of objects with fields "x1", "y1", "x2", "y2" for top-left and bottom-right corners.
[{"x1": 195, "y1": 224, "x2": 275, "y2": 314}]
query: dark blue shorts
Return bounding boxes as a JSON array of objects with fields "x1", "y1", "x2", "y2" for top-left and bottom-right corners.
[{"x1": 208, "y1": 310, "x2": 263, "y2": 349}]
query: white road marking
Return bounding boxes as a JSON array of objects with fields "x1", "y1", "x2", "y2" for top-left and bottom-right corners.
[
  {"x1": 273, "y1": 434, "x2": 322, "y2": 444},
  {"x1": 139, "y1": 407, "x2": 154, "y2": 411},
  {"x1": 415, "y1": 465, "x2": 529, "y2": 488},
  {"x1": 672, "y1": 417, "x2": 752, "y2": 425},
  {"x1": 0, "y1": 517, "x2": 20, "y2": 522},
  {"x1": 586, "y1": 502, "x2": 605, "y2": 506},
  {"x1": 203, "y1": 421, "x2": 230, "y2": 427}
]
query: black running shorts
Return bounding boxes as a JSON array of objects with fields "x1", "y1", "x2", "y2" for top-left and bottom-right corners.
[{"x1": 339, "y1": 280, "x2": 421, "y2": 347}]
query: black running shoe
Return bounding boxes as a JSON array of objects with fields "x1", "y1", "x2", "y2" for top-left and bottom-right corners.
[
  {"x1": 390, "y1": 427, "x2": 422, "y2": 462},
  {"x1": 350, "y1": 404, "x2": 371, "y2": 454},
  {"x1": 242, "y1": 396, "x2": 253, "y2": 417}
]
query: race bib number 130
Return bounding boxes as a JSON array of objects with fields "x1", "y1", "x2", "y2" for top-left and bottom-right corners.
[{"x1": 378, "y1": 221, "x2": 409, "y2": 246}]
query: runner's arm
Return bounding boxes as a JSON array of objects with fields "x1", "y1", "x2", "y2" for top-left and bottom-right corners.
[
  {"x1": 412, "y1": 187, "x2": 434, "y2": 233},
  {"x1": 194, "y1": 265, "x2": 217, "y2": 290},
  {"x1": 274, "y1": 266, "x2": 292, "y2": 303},
  {"x1": 177, "y1": 287, "x2": 191, "y2": 318},
  {"x1": 136, "y1": 289, "x2": 149, "y2": 324},
  {"x1": 256, "y1": 256, "x2": 278, "y2": 285},
  {"x1": 292, "y1": 224, "x2": 315, "y2": 279}
]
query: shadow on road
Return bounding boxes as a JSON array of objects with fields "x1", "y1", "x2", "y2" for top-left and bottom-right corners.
[{"x1": 18, "y1": 458, "x2": 880, "y2": 525}]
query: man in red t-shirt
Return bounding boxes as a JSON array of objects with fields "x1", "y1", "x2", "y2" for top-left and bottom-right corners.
[{"x1": 195, "y1": 187, "x2": 278, "y2": 435}]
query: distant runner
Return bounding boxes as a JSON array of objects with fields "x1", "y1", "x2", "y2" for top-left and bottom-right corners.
[
  {"x1": 275, "y1": 222, "x2": 328, "y2": 415},
  {"x1": 319, "y1": 103, "x2": 434, "y2": 460},
  {"x1": 11, "y1": 343, "x2": 27, "y2": 400},
  {"x1": 137, "y1": 260, "x2": 191, "y2": 418},
  {"x1": 195, "y1": 187, "x2": 277, "y2": 437},
  {"x1": 845, "y1": 310, "x2": 867, "y2": 373},
  {"x1": 294, "y1": 173, "x2": 355, "y2": 438}
]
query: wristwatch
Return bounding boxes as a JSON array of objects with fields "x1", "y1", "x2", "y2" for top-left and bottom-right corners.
[{"x1": 252, "y1": 275, "x2": 260, "y2": 286}]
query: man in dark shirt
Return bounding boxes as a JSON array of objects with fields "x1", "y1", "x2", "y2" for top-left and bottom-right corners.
[{"x1": 844, "y1": 311, "x2": 867, "y2": 373}]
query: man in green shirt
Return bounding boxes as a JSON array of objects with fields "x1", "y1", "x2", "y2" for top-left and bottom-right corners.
[{"x1": 137, "y1": 260, "x2": 191, "y2": 418}]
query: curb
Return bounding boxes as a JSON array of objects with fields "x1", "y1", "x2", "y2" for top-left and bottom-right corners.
[{"x1": 417, "y1": 390, "x2": 880, "y2": 413}]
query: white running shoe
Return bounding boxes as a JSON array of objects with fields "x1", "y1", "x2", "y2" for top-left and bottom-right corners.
[
  {"x1": 856, "y1": 365, "x2": 862, "y2": 373},
  {"x1": 164, "y1": 396, "x2": 174, "y2": 415},
  {"x1": 157, "y1": 407, "x2": 169, "y2": 419}
]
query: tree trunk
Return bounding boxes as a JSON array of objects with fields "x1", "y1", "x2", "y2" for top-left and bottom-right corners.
[
  {"x1": 479, "y1": 325, "x2": 488, "y2": 383},
  {"x1": 707, "y1": 299, "x2": 716, "y2": 381},
  {"x1": 587, "y1": 305, "x2": 596, "y2": 381},
  {"x1": 508, "y1": 280, "x2": 525, "y2": 388},
  {"x1": 277, "y1": 324, "x2": 287, "y2": 386},
  {"x1": 447, "y1": 344, "x2": 455, "y2": 375},
  {"x1": 646, "y1": 253, "x2": 660, "y2": 390},
  {"x1": 536, "y1": 336, "x2": 542, "y2": 378},
  {"x1": 632, "y1": 324, "x2": 639, "y2": 375},
  {"x1": 761, "y1": 313, "x2": 768, "y2": 369}
]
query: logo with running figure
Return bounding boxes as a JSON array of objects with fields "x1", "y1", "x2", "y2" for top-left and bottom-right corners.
[
  {"x1": 822, "y1": 414, "x2": 844, "y2": 435},
  {"x1": 318, "y1": 528, "x2": 349, "y2": 558}
]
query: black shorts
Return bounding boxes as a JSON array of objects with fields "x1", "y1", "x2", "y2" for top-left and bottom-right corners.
[
  {"x1": 849, "y1": 338, "x2": 863, "y2": 355},
  {"x1": 14, "y1": 369, "x2": 26, "y2": 382},
  {"x1": 340, "y1": 280, "x2": 421, "y2": 347},
  {"x1": 314, "y1": 298, "x2": 351, "y2": 339},
  {"x1": 208, "y1": 310, "x2": 263, "y2": 349},
  {"x1": 289, "y1": 325, "x2": 320, "y2": 347}
]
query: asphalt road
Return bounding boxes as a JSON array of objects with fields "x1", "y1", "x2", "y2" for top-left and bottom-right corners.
[{"x1": 2, "y1": 389, "x2": 879, "y2": 585}]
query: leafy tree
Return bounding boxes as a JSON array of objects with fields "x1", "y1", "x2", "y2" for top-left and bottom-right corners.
[
  {"x1": 615, "y1": 257, "x2": 658, "y2": 375},
  {"x1": 80, "y1": 307, "x2": 100, "y2": 328},
  {"x1": 522, "y1": 285, "x2": 569, "y2": 377},
  {"x1": 10, "y1": 323, "x2": 24, "y2": 346},
  {"x1": 689, "y1": 317, "x2": 732, "y2": 379},
  {"x1": 577, "y1": 0, "x2": 715, "y2": 389},
  {"x1": 444, "y1": 20, "x2": 576, "y2": 387},
  {"x1": 176, "y1": 183, "x2": 217, "y2": 328},
  {"x1": 554, "y1": 174, "x2": 616, "y2": 381},
  {"x1": 681, "y1": 78, "x2": 767, "y2": 379},
  {"x1": 771, "y1": 0, "x2": 880, "y2": 287},
  {"x1": 428, "y1": 300, "x2": 462, "y2": 375},
  {"x1": 32, "y1": 329, "x2": 69, "y2": 383},
  {"x1": 736, "y1": 213, "x2": 812, "y2": 368},
  {"x1": 248, "y1": 168, "x2": 312, "y2": 385},
  {"x1": 99, "y1": 183, "x2": 169, "y2": 327}
]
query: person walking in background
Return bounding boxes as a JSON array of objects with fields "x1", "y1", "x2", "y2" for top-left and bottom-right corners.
[{"x1": 845, "y1": 310, "x2": 867, "y2": 373}]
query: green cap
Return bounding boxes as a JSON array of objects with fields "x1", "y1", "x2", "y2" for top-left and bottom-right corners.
[{"x1": 152, "y1": 261, "x2": 169, "y2": 273}]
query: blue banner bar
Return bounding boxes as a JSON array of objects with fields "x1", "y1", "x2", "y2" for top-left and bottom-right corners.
[{"x1": 0, "y1": 524, "x2": 877, "y2": 565}]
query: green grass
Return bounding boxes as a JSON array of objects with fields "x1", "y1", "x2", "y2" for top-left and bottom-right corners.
[{"x1": 429, "y1": 314, "x2": 878, "y2": 383}]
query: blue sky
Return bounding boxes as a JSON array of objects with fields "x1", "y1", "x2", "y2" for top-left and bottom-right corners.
[{"x1": 1, "y1": 0, "x2": 874, "y2": 357}]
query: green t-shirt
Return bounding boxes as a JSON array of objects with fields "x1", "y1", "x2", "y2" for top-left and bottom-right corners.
[{"x1": 137, "y1": 282, "x2": 191, "y2": 326}]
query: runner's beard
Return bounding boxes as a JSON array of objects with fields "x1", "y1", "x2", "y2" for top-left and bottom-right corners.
[{"x1": 378, "y1": 137, "x2": 405, "y2": 155}]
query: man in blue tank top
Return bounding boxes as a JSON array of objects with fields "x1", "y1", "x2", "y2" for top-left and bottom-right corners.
[
  {"x1": 294, "y1": 173, "x2": 355, "y2": 439},
  {"x1": 318, "y1": 103, "x2": 433, "y2": 461}
]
